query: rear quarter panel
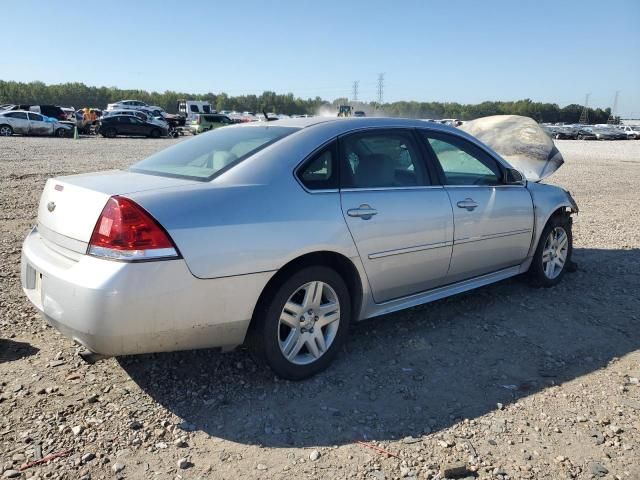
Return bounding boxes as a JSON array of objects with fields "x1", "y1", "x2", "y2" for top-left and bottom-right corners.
[{"x1": 129, "y1": 182, "x2": 359, "y2": 279}]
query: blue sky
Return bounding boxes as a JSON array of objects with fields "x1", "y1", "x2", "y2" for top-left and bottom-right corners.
[{"x1": 2, "y1": 0, "x2": 639, "y2": 116}]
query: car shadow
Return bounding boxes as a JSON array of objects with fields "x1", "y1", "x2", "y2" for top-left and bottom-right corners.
[
  {"x1": 120, "y1": 247, "x2": 640, "y2": 447},
  {"x1": 0, "y1": 338, "x2": 39, "y2": 363}
]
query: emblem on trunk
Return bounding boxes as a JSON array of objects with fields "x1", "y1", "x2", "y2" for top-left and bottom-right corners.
[{"x1": 47, "y1": 201, "x2": 56, "y2": 212}]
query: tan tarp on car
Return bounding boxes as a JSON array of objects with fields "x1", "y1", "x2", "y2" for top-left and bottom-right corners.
[{"x1": 459, "y1": 115, "x2": 563, "y2": 182}]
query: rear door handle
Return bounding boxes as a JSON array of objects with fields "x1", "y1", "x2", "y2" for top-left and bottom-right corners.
[
  {"x1": 347, "y1": 204, "x2": 378, "y2": 220},
  {"x1": 456, "y1": 198, "x2": 478, "y2": 211}
]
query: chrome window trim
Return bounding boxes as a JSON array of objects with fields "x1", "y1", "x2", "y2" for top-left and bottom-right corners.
[
  {"x1": 340, "y1": 185, "x2": 444, "y2": 193},
  {"x1": 444, "y1": 184, "x2": 527, "y2": 189}
]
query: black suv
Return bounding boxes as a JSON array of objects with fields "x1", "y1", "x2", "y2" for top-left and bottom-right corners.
[{"x1": 98, "y1": 115, "x2": 168, "y2": 138}]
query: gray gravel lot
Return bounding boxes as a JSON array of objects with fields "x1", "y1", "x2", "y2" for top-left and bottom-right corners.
[{"x1": 1, "y1": 136, "x2": 639, "y2": 480}]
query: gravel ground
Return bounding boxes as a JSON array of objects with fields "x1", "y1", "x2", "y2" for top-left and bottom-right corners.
[{"x1": 1, "y1": 136, "x2": 639, "y2": 480}]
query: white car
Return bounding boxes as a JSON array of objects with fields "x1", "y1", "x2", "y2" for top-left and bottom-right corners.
[
  {"x1": 106, "y1": 100, "x2": 165, "y2": 114},
  {"x1": 618, "y1": 125, "x2": 640, "y2": 139}
]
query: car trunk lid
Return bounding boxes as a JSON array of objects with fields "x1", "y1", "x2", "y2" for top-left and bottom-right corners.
[{"x1": 37, "y1": 170, "x2": 196, "y2": 253}]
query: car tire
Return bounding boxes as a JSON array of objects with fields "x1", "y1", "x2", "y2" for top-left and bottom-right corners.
[
  {"x1": 0, "y1": 124, "x2": 13, "y2": 136},
  {"x1": 101, "y1": 128, "x2": 117, "y2": 138},
  {"x1": 529, "y1": 214, "x2": 573, "y2": 288},
  {"x1": 150, "y1": 128, "x2": 161, "y2": 138},
  {"x1": 55, "y1": 128, "x2": 68, "y2": 138},
  {"x1": 577, "y1": 135, "x2": 584, "y2": 140},
  {"x1": 251, "y1": 266, "x2": 351, "y2": 380}
]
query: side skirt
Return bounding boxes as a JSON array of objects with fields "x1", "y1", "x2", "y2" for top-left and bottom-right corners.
[{"x1": 361, "y1": 265, "x2": 522, "y2": 320}]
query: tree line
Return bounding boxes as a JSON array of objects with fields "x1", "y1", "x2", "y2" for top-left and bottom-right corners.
[{"x1": 0, "y1": 80, "x2": 612, "y2": 124}]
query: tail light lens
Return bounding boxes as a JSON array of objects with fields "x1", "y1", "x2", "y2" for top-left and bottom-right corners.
[{"x1": 88, "y1": 196, "x2": 179, "y2": 261}]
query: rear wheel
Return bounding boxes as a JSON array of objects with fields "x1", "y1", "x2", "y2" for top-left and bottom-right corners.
[
  {"x1": 529, "y1": 215, "x2": 572, "y2": 287},
  {"x1": 251, "y1": 266, "x2": 350, "y2": 380},
  {"x1": 102, "y1": 128, "x2": 117, "y2": 138},
  {"x1": 0, "y1": 125, "x2": 13, "y2": 136}
]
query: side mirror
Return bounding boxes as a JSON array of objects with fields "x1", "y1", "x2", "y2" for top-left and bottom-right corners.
[{"x1": 504, "y1": 167, "x2": 526, "y2": 185}]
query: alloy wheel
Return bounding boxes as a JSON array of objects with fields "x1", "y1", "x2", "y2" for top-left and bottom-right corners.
[
  {"x1": 541, "y1": 226, "x2": 568, "y2": 279},
  {"x1": 277, "y1": 281, "x2": 340, "y2": 365},
  {"x1": 0, "y1": 126, "x2": 12, "y2": 136}
]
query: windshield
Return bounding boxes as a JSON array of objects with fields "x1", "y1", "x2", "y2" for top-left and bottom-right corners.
[{"x1": 130, "y1": 125, "x2": 298, "y2": 181}]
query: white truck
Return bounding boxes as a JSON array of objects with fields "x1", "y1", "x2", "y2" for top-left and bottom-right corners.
[{"x1": 177, "y1": 100, "x2": 215, "y2": 122}]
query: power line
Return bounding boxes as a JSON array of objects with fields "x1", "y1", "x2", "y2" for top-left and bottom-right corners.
[
  {"x1": 579, "y1": 93, "x2": 590, "y2": 124},
  {"x1": 607, "y1": 90, "x2": 620, "y2": 124}
]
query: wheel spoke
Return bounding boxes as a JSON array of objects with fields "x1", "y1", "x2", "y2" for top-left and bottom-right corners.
[
  {"x1": 314, "y1": 329, "x2": 327, "y2": 354},
  {"x1": 301, "y1": 282, "x2": 319, "y2": 309},
  {"x1": 282, "y1": 330, "x2": 304, "y2": 360},
  {"x1": 280, "y1": 311, "x2": 298, "y2": 328},
  {"x1": 305, "y1": 335, "x2": 320, "y2": 358},
  {"x1": 555, "y1": 256, "x2": 565, "y2": 268},
  {"x1": 284, "y1": 301, "x2": 302, "y2": 316},
  {"x1": 316, "y1": 310, "x2": 340, "y2": 328},
  {"x1": 545, "y1": 259, "x2": 554, "y2": 277},
  {"x1": 542, "y1": 249, "x2": 553, "y2": 262},
  {"x1": 312, "y1": 281, "x2": 324, "y2": 307}
]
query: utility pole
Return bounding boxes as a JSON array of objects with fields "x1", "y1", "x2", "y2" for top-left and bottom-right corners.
[
  {"x1": 578, "y1": 93, "x2": 590, "y2": 125},
  {"x1": 377, "y1": 73, "x2": 385, "y2": 108},
  {"x1": 607, "y1": 90, "x2": 619, "y2": 124},
  {"x1": 352, "y1": 81, "x2": 359, "y2": 103}
]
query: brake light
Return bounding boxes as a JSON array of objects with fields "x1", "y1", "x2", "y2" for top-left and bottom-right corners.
[{"x1": 88, "y1": 196, "x2": 179, "y2": 261}]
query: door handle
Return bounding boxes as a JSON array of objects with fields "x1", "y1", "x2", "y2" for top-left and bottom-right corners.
[
  {"x1": 347, "y1": 204, "x2": 378, "y2": 220},
  {"x1": 456, "y1": 198, "x2": 478, "y2": 211}
]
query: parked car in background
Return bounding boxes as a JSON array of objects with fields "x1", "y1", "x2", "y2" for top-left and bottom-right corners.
[
  {"x1": 353, "y1": 111, "x2": 366, "y2": 117},
  {"x1": 590, "y1": 127, "x2": 627, "y2": 140},
  {"x1": 21, "y1": 117, "x2": 578, "y2": 379},
  {"x1": 576, "y1": 128, "x2": 598, "y2": 140},
  {"x1": 97, "y1": 115, "x2": 168, "y2": 138},
  {"x1": 107, "y1": 100, "x2": 152, "y2": 110},
  {"x1": 189, "y1": 113, "x2": 232, "y2": 134},
  {"x1": 102, "y1": 109, "x2": 168, "y2": 129},
  {"x1": 0, "y1": 110, "x2": 73, "y2": 137},
  {"x1": 618, "y1": 125, "x2": 640, "y2": 139},
  {"x1": 557, "y1": 126, "x2": 580, "y2": 139}
]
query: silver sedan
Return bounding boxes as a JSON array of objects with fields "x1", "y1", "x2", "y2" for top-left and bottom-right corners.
[
  {"x1": 21, "y1": 117, "x2": 578, "y2": 379},
  {"x1": 0, "y1": 110, "x2": 73, "y2": 137}
]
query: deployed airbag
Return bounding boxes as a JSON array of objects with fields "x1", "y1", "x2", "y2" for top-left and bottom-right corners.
[{"x1": 459, "y1": 115, "x2": 563, "y2": 181}]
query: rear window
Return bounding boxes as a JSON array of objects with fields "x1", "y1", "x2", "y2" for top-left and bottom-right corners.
[{"x1": 130, "y1": 125, "x2": 298, "y2": 181}]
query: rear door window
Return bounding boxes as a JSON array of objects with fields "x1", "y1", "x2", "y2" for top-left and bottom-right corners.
[
  {"x1": 28, "y1": 113, "x2": 45, "y2": 121},
  {"x1": 7, "y1": 112, "x2": 28, "y2": 119},
  {"x1": 339, "y1": 130, "x2": 429, "y2": 188}
]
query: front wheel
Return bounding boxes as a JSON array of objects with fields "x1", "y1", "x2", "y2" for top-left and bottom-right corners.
[
  {"x1": 55, "y1": 128, "x2": 68, "y2": 138},
  {"x1": 251, "y1": 266, "x2": 351, "y2": 380},
  {"x1": 529, "y1": 215, "x2": 573, "y2": 287},
  {"x1": 0, "y1": 125, "x2": 13, "y2": 136},
  {"x1": 150, "y1": 128, "x2": 161, "y2": 138}
]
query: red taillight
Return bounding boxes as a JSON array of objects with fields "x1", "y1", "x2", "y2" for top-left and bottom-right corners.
[{"x1": 88, "y1": 196, "x2": 178, "y2": 260}]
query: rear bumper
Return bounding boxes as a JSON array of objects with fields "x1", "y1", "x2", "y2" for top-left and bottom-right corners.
[{"x1": 21, "y1": 227, "x2": 273, "y2": 356}]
